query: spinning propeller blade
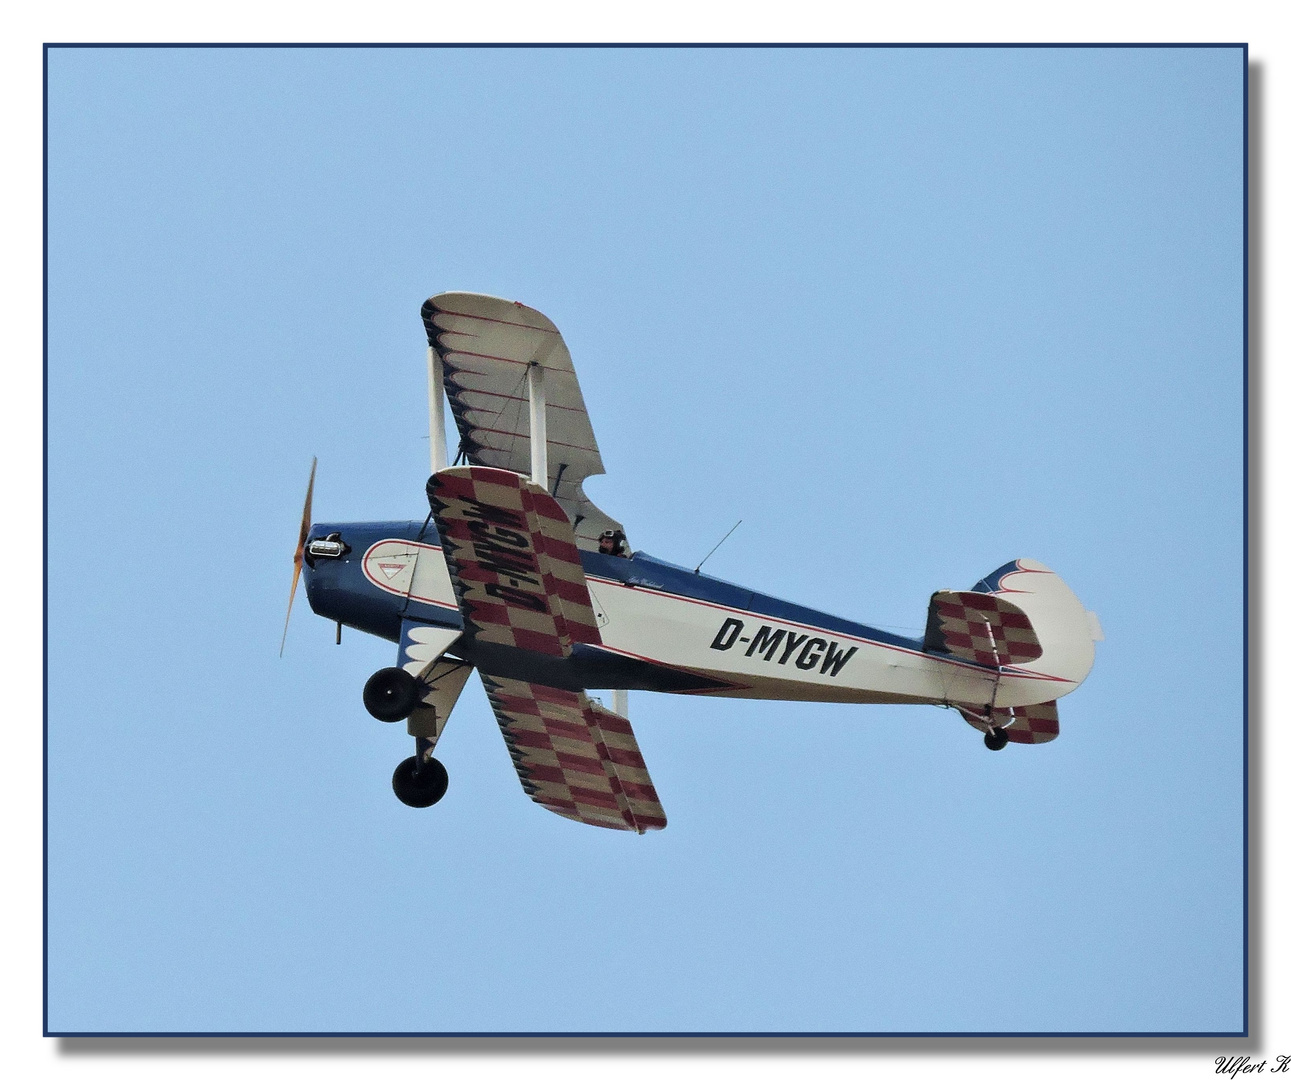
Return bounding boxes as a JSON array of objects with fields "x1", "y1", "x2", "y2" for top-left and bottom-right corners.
[{"x1": 280, "y1": 456, "x2": 317, "y2": 657}]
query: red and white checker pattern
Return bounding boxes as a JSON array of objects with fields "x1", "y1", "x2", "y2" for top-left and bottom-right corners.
[
  {"x1": 956, "y1": 700, "x2": 1060, "y2": 744},
  {"x1": 481, "y1": 673, "x2": 667, "y2": 833},
  {"x1": 931, "y1": 590, "x2": 1043, "y2": 667},
  {"x1": 429, "y1": 467, "x2": 602, "y2": 657}
]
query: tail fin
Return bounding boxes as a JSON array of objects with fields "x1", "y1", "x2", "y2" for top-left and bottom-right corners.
[{"x1": 965, "y1": 559, "x2": 1101, "y2": 689}]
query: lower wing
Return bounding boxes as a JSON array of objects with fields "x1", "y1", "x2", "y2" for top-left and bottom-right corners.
[{"x1": 481, "y1": 674, "x2": 666, "y2": 832}]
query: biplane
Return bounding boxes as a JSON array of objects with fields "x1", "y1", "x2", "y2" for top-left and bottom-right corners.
[{"x1": 282, "y1": 293, "x2": 1102, "y2": 832}]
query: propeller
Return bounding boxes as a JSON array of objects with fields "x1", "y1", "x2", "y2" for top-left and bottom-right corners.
[{"x1": 280, "y1": 456, "x2": 317, "y2": 657}]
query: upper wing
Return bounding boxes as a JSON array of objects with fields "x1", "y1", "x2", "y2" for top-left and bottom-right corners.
[
  {"x1": 482, "y1": 673, "x2": 667, "y2": 832},
  {"x1": 428, "y1": 466, "x2": 601, "y2": 657},
  {"x1": 422, "y1": 292, "x2": 622, "y2": 548}
]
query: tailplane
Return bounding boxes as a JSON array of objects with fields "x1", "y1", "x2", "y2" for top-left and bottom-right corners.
[
  {"x1": 925, "y1": 558, "x2": 1100, "y2": 689},
  {"x1": 926, "y1": 559, "x2": 1101, "y2": 748},
  {"x1": 956, "y1": 700, "x2": 1060, "y2": 745}
]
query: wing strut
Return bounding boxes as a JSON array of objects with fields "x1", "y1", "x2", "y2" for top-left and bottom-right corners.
[
  {"x1": 428, "y1": 347, "x2": 448, "y2": 473},
  {"x1": 528, "y1": 360, "x2": 547, "y2": 490}
]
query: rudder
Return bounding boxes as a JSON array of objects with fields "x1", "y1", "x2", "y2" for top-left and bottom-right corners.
[{"x1": 970, "y1": 559, "x2": 1101, "y2": 690}]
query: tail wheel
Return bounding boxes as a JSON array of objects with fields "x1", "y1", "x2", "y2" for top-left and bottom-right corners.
[
  {"x1": 984, "y1": 728, "x2": 1010, "y2": 751},
  {"x1": 392, "y1": 756, "x2": 449, "y2": 807},
  {"x1": 363, "y1": 667, "x2": 419, "y2": 722}
]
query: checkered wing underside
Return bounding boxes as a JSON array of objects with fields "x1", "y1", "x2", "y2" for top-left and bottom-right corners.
[
  {"x1": 956, "y1": 700, "x2": 1060, "y2": 744},
  {"x1": 482, "y1": 674, "x2": 667, "y2": 832},
  {"x1": 926, "y1": 591, "x2": 1043, "y2": 668},
  {"x1": 428, "y1": 467, "x2": 602, "y2": 658}
]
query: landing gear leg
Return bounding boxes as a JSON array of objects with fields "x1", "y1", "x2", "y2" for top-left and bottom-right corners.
[
  {"x1": 392, "y1": 736, "x2": 449, "y2": 807},
  {"x1": 984, "y1": 727, "x2": 1010, "y2": 752}
]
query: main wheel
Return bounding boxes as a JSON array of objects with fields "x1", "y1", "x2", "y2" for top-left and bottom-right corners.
[
  {"x1": 984, "y1": 728, "x2": 1010, "y2": 751},
  {"x1": 392, "y1": 755, "x2": 449, "y2": 808},
  {"x1": 363, "y1": 667, "x2": 419, "y2": 722}
]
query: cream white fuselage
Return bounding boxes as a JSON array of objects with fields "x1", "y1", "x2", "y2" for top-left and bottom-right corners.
[
  {"x1": 360, "y1": 537, "x2": 1077, "y2": 711},
  {"x1": 583, "y1": 571, "x2": 1075, "y2": 708}
]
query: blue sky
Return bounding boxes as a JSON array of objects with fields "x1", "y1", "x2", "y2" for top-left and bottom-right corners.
[{"x1": 45, "y1": 45, "x2": 1245, "y2": 1033}]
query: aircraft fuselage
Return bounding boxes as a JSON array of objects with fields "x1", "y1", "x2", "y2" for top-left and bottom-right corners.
[{"x1": 303, "y1": 520, "x2": 1077, "y2": 711}]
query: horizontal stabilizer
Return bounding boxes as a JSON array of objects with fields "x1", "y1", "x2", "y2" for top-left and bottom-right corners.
[
  {"x1": 924, "y1": 590, "x2": 1042, "y2": 668},
  {"x1": 957, "y1": 700, "x2": 1060, "y2": 744}
]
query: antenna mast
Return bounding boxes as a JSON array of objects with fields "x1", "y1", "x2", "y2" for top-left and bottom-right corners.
[{"x1": 694, "y1": 520, "x2": 742, "y2": 574}]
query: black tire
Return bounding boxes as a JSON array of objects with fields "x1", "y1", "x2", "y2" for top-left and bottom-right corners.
[
  {"x1": 363, "y1": 667, "x2": 419, "y2": 722},
  {"x1": 392, "y1": 755, "x2": 449, "y2": 808},
  {"x1": 984, "y1": 728, "x2": 1010, "y2": 752}
]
